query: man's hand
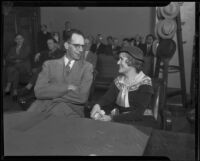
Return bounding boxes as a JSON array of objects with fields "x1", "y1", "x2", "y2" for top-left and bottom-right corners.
[
  {"x1": 67, "y1": 84, "x2": 78, "y2": 91},
  {"x1": 34, "y1": 53, "x2": 40, "y2": 62},
  {"x1": 90, "y1": 104, "x2": 102, "y2": 119}
]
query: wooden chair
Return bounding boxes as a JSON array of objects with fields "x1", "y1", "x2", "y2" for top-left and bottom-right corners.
[{"x1": 151, "y1": 78, "x2": 173, "y2": 130}]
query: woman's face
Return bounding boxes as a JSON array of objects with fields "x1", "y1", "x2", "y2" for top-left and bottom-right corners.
[{"x1": 117, "y1": 52, "x2": 131, "y2": 74}]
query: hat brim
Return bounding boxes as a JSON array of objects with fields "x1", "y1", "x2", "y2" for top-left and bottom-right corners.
[
  {"x1": 156, "y1": 19, "x2": 177, "y2": 39},
  {"x1": 160, "y1": 2, "x2": 180, "y2": 19},
  {"x1": 157, "y1": 7, "x2": 164, "y2": 20}
]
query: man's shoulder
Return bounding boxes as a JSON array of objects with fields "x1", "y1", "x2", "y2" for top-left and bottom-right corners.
[
  {"x1": 80, "y1": 60, "x2": 93, "y2": 70},
  {"x1": 44, "y1": 57, "x2": 64, "y2": 66}
]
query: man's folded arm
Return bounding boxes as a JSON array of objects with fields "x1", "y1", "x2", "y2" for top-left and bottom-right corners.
[{"x1": 34, "y1": 61, "x2": 69, "y2": 99}]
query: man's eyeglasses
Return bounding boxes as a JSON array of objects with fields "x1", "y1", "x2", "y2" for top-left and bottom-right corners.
[{"x1": 70, "y1": 43, "x2": 85, "y2": 49}]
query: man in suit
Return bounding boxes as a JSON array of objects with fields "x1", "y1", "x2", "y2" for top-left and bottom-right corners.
[
  {"x1": 90, "y1": 34, "x2": 107, "y2": 55},
  {"x1": 141, "y1": 34, "x2": 155, "y2": 77},
  {"x1": 27, "y1": 29, "x2": 93, "y2": 118}
]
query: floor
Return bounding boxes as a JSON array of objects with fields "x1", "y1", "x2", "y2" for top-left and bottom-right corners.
[{"x1": 3, "y1": 87, "x2": 195, "y2": 134}]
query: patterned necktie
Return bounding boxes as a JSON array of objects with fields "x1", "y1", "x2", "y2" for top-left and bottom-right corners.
[{"x1": 65, "y1": 60, "x2": 71, "y2": 75}]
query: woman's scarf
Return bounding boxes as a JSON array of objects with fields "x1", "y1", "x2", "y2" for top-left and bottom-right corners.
[{"x1": 115, "y1": 71, "x2": 151, "y2": 108}]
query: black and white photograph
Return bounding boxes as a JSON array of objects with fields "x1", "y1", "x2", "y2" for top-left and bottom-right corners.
[{"x1": 2, "y1": 1, "x2": 198, "y2": 161}]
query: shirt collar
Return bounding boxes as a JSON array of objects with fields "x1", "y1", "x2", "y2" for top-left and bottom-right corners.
[{"x1": 64, "y1": 56, "x2": 75, "y2": 69}]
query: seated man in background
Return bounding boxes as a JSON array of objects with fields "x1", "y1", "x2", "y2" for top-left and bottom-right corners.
[
  {"x1": 18, "y1": 37, "x2": 64, "y2": 98},
  {"x1": 90, "y1": 46, "x2": 158, "y2": 128},
  {"x1": 90, "y1": 34, "x2": 107, "y2": 55},
  {"x1": 27, "y1": 29, "x2": 93, "y2": 118},
  {"x1": 4, "y1": 33, "x2": 31, "y2": 100}
]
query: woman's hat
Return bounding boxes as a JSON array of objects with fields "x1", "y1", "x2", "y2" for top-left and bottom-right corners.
[
  {"x1": 160, "y1": 2, "x2": 180, "y2": 19},
  {"x1": 119, "y1": 46, "x2": 144, "y2": 62},
  {"x1": 156, "y1": 39, "x2": 176, "y2": 59},
  {"x1": 155, "y1": 19, "x2": 177, "y2": 39}
]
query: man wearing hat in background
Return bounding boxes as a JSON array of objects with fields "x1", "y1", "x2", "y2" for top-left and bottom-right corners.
[{"x1": 90, "y1": 46, "x2": 158, "y2": 128}]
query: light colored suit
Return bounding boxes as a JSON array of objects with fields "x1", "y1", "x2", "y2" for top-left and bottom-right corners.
[{"x1": 28, "y1": 56, "x2": 93, "y2": 117}]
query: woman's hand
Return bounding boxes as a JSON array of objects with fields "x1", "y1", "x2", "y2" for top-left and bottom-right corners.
[
  {"x1": 98, "y1": 115, "x2": 112, "y2": 122},
  {"x1": 67, "y1": 84, "x2": 78, "y2": 91},
  {"x1": 90, "y1": 104, "x2": 101, "y2": 119}
]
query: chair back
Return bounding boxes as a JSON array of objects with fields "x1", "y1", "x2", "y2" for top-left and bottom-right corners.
[{"x1": 150, "y1": 78, "x2": 164, "y2": 121}]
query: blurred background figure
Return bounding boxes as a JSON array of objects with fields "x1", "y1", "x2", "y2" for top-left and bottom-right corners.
[
  {"x1": 129, "y1": 37, "x2": 136, "y2": 47},
  {"x1": 62, "y1": 21, "x2": 71, "y2": 42},
  {"x1": 90, "y1": 34, "x2": 107, "y2": 55},
  {"x1": 141, "y1": 34, "x2": 155, "y2": 77},
  {"x1": 4, "y1": 33, "x2": 31, "y2": 100},
  {"x1": 37, "y1": 24, "x2": 51, "y2": 52},
  {"x1": 105, "y1": 36, "x2": 114, "y2": 56},
  {"x1": 134, "y1": 34, "x2": 143, "y2": 50},
  {"x1": 121, "y1": 38, "x2": 130, "y2": 48}
]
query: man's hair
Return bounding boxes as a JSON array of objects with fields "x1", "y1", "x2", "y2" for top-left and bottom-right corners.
[
  {"x1": 125, "y1": 53, "x2": 143, "y2": 73},
  {"x1": 65, "y1": 29, "x2": 84, "y2": 42},
  {"x1": 123, "y1": 38, "x2": 130, "y2": 42},
  {"x1": 145, "y1": 34, "x2": 155, "y2": 41}
]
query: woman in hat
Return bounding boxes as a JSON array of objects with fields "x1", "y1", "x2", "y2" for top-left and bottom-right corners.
[{"x1": 90, "y1": 46, "x2": 158, "y2": 128}]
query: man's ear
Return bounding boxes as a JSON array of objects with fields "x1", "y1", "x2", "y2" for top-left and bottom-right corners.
[{"x1": 64, "y1": 42, "x2": 69, "y2": 50}]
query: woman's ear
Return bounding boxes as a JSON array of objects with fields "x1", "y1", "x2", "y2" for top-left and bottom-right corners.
[{"x1": 64, "y1": 42, "x2": 69, "y2": 50}]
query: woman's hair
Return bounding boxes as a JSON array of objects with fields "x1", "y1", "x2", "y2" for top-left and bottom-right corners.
[{"x1": 124, "y1": 52, "x2": 143, "y2": 73}]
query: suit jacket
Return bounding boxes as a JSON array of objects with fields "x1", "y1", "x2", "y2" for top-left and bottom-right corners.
[
  {"x1": 85, "y1": 51, "x2": 97, "y2": 69},
  {"x1": 28, "y1": 57, "x2": 93, "y2": 117},
  {"x1": 141, "y1": 43, "x2": 154, "y2": 57},
  {"x1": 141, "y1": 43, "x2": 154, "y2": 77}
]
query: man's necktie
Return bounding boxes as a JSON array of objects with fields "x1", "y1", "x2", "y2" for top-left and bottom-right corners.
[
  {"x1": 65, "y1": 60, "x2": 71, "y2": 75},
  {"x1": 147, "y1": 45, "x2": 151, "y2": 54}
]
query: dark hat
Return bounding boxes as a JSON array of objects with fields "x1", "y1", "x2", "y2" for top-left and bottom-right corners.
[
  {"x1": 119, "y1": 46, "x2": 144, "y2": 62},
  {"x1": 156, "y1": 39, "x2": 176, "y2": 59}
]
